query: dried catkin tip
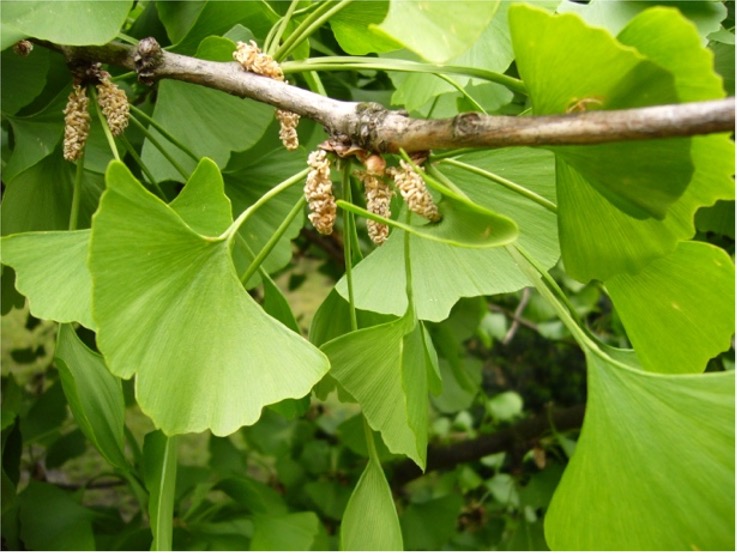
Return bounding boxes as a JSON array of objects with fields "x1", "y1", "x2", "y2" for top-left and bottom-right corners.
[
  {"x1": 97, "y1": 75, "x2": 130, "y2": 136},
  {"x1": 304, "y1": 150, "x2": 336, "y2": 235},
  {"x1": 233, "y1": 40, "x2": 284, "y2": 81},
  {"x1": 359, "y1": 171, "x2": 394, "y2": 245},
  {"x1": 63, "y1": 85, "x2": 91, "y2": 161},
  {"x1": 233, "y1": 41, "x2": 300, "y2": 150},
  {"x1": 388, "y1": 160, "x2": 441, "y2": 222},
  {"x1": 13, "y1": 40, "x2": 33, "y2": 56},
  {"x1": 276, "y1": 109, "x2": 300, "y2": 150}
]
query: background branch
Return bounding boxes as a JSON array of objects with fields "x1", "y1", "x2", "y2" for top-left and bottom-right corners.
[
  {"x1": 45, "y1": 39, "x2": 735, "y2": 154},
  {"x1": 391, "y1": 404, "x2": 586, "y2": 488}
]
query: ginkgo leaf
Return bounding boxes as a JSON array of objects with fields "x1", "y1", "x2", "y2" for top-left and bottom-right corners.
[
  {"x1": 509, "y1": 3, "x2": 690, "y2": 221},
  {"x1": 548, "y1": 6, "x2": 734, "y2": 281},
  {"x1": 337, "y1": 148, "x2": 557, "y2": 321},
  {"x1": 321, "y1": 312, "x2": 431, "y2": 469},
  {"x1": 371, "y1": 0, "x2": 500, "y2": 63},
  {"x1": 341, "y1": 458, "x2": 403, "y2": 551},
  {"x1": 89, "y1": 161, "x2": 329, "y2": 436},
  {"x1": 605, "y1": 241, "x2": 735, "y2": 374},
  {"x1": 0, "y1": 229, "x2": 94, "y2": 330},
  {"x1": 55, "y1": 324, "x2": 129, "y2": 471},
  {"x1": 545, "y1": 347, "x2": 734, "y2": 550}
]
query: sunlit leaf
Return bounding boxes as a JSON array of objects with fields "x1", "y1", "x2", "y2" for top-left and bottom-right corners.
[
  {"x1": 0, "y1": 229, "x2": 94, "y2": 329},
  {"x1": 371, "y1": 0, "x2": 500, "y2": 63},
  {"x1": 605, "y1": 241, "x2": 734, "y2": 374},
  {"x1": 89, "y1": 161, "x2": 329, "y2": 435},
  {"x1": 341, "y1": 458, "x2": 403, "y2": 551},
  {"x1": 1, "y1": 0, "x2": 132, "y2": 50},
  {"x1": 322, "y1": 312, "x2": 430, "y2": 469},
  {"x1": 545, "y1": 348, "x2": 734, "y2": 550},
  {"x1": 55, "y1": 324, "x2": 129, "y2": 470}
]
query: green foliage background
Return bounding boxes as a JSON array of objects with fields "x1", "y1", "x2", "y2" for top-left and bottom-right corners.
[{"x1": 1, "y1": 0, "x2": 734, "y2": 551}]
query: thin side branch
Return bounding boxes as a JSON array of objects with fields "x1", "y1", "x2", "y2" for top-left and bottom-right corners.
[{"x1": 44, "y1": 39, "x2": 736, "y2": 154}]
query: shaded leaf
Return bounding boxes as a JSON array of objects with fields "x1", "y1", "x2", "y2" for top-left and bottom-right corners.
[
  {"x1": 89, "y1": 162, "x2": 328, "y2": 435},
  {"x1": 605, "y1": 241, "x2": 734, "y2": 374},
  {"x1": 18, "y1": 481, "x2": 95, "y2": 550},
  {"x1": 216, "y1": 476, "x2": 287, "y2": 515},
  {"x1": 251, "y1": 512, "x2": 320, "y2": 551},
  {"x1": 329, "y1": 1, "x2": 400, "y2": 55},
  {"x1": 1, "y1": 46, "x2": 49, "y2": 115},
  {"x1": 341, "y1": 458, "x2": 403, "y2": 551},
  {"x1": 545, "y1": 349, "x2": 734, "y2": 550},
  {"x1": 509, "y1": 3, "x2": 689, "y2": 221},
  {"x1": 142, "y1": 431, "x2": 178, "y2": 551},
  {"x1": 55, "y1": 324, "x2": 129, "y2": 470}
]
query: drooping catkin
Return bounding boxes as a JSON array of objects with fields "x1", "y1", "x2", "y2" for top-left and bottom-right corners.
[
  {"x1": 96, "y1": 73, "x2": 130, "y2": 136},
  {"x1": 304, "y1": 150, "x2": 336, "y2": 235},
  {"x1": 234, "y1": 40, "x2": 299, "y2": 150},
  {"x1": 387, "y1": 160, "x2": 441, "y2": 222},
  {"x1": 359, "y1": 171, "x2": 394, "y2": 245},
  {"x1": 63, "y1": 85, "x2": 91, "y2": 161}
]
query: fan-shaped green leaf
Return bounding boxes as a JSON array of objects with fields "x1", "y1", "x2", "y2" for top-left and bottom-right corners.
[
  {"x1": 141, "y1": 79, "x2": 273, "y2": 182},
  {"x1": 55, "y1": 324, "x2": 128, "y2": 470},
  {"x1": 0, "y1": 229, "x2": 94, "y2": 329},
  {"x1": 338, "y1": 148, "x2": 557, "y2": 321},
  {"x1": 605, "y1": 241, "x2": 734, "y2": 374},
  {"x1": 509, "y1": 3, "x2": 690, "y2": 221},
  {"x1": 321, "y1": 313, "x2": 431, "y2": 469},
  {"x1": 554, "y1": 6, "x2": 734, "y2": 281},
  {"x1": 1, "y1": 1, "x2": 132, "y2": 50},
  {"x1": 545, "y1": 349, "x2": 734, "y2": 550},
  {"x1": 1, "y1": 46, "x2": 49, "y2": 116},
  {"x1": 89, "y1": 162, "x2": 329, "y2": 435},
  {"x1": 341, "y1": 458, "x2": 403, "y2": 551},
  {"x1": 329, "y1": 1, "x2": 401, "y2": 55},
  {"x1": 251, "y1": 512, "x2": 320, "y2": 551},
  {"x1": 371, "y1": 0, "x2": 500, "y2": 63}
]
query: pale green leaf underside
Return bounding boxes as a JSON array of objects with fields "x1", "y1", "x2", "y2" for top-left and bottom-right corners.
[
  {"x1": 251, "y1": 512, "x2": 320, "y2": 551},
  {"x1": 0, "y1": 229, "x2": 94, "y2": 330},
  {"x1": 89, "y1": 162, "x2": 328, "y2": 436},
  {"x1": 55, "y1": 324, "x2": 129, "y2": 470},
  {"x1": 605, "y1": 241, "x2": 735, "y2": 374},
  {"x1": 546, "y1": 350, "x2": 734, "y2": 550},
  {"x1": 341, "y1": 458, "x2": 403, "y2": 551},
  {"x1": 371, "y1": 0, "x2": 500, "y2": 63},
  {"x1": 321, "y1": 314, "x2": 428, "y2": 469}
]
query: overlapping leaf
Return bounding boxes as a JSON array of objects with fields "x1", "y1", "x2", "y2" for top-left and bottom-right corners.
[
  {"x1": 89, "y1": 160, "x2": 329, "y2": 435},
  {"x1": 341, "y1": 458, "x2": 403, "y2": 551},
  {"x1": 545, "y1": 347, "x2": 734, "y2": 550},
  {"x1": 371, "y1": 0, "x2": 500, "y2": 63},
  {"x1": 605, "y1": 241, "x2": 734, "y2": 374},
  {"x1": 321, "y1": 312, "x2": 432, "y2": 469},
  {"x1": 0, "y1": 230, "x2": 94, "y2": 329},
  {"x1": 55, "y1": 324, "x2": 129, "y2": 470},
  {"x1": 338, "y1": 148, "x2": 558, "y2": 321},
  {"x1": 1, "y1": 0, "x2": 132, "y2": 50}
]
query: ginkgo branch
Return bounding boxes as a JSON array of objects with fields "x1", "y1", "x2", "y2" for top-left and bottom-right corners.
[{"x1": 41, "y1": 38, "x2": 736, "y2": 155}]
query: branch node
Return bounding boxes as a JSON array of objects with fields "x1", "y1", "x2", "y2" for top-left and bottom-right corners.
[{"x1": 134, "y1": 37, "x2": 163, "y2": 85}]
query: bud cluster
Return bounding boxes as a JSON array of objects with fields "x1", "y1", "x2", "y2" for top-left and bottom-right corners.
[
  {"x1": 233, "y1": 40, "x2": 299, "y2": 150},
  {"x1": 304, "y1": 149, "x2": 336, "y2": 235}
]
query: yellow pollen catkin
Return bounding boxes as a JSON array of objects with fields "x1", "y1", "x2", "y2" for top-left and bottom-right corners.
[
  {"x1": 304, "y1": 150, "x2": 336, "y2": 235},
  {"x1": 63, "y1": 85, "x2": 91, "y2": 161},
  {"x1": 387, "y1": 160, "x2": 441, "y2": 222}
]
